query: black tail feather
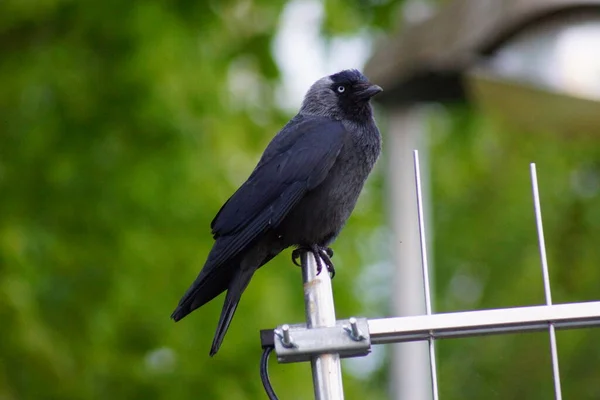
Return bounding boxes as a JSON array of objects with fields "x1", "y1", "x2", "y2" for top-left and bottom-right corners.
[
  {"x1": 209, "y1": 267, "x2": 255, "y2": 356},
  {"x1": 171, "y1": 262, "x2": 235, "y2": 322}
]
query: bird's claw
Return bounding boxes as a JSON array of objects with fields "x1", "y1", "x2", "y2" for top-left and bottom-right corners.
[
  {"x1": 291, "y1": 248, "x2": 303, "y2": 267},
  {"x1": 325, "y1": 247, "x2": 334, "y2": 258},
  {"x1": 291, "y1": 245, "x2": 335, "y2": 279},
  {"x1": 315, "y1": 246, "x2": 335, "y2": 279}
]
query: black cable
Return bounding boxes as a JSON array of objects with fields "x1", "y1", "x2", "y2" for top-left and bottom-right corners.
[{"x1": 260, "y1": 346, "x2": 279, "y2": 400}]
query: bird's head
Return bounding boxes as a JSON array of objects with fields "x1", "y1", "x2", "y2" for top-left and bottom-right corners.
[{"x1": 299, "y1": 69, "x2": 383, "y2": 121}]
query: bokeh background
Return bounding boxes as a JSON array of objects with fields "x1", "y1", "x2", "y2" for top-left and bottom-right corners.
[{"x1": 1, "y1": 0, "x2": 599, "y2": 399}]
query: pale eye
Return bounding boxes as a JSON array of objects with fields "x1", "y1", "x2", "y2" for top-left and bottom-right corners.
[{"x1": 336, "y1": 85, "x2": 345, "y2": 93}]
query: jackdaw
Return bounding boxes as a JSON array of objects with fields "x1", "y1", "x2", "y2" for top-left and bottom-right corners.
[{"x1": 171, "y1": 69, "x2": 382, "y2": 356}]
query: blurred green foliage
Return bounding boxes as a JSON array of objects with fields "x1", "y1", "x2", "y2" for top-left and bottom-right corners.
[
  {"x1": 430, "y1": 107, "x2": 600, "y2": 399},
  {"x1": 0, "y1": 0, "x2": 393, "y2": 399},
  {"x1": 2, "y1": 0, "x2": 599, "y2": 399}
]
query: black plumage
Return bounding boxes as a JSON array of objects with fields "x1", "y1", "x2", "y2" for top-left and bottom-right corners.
[{"x1": 171, "y1": 69, "x2": 382, "y2": 356}]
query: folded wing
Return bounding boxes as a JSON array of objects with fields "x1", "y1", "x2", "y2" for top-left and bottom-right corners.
[{"x1": 209, "y1": 115, "x2": 347, "y2": 260}]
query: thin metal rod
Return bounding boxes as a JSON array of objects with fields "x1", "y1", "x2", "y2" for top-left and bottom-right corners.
[
  {"x1": 302, "y1": 252, "x2": 344, "y2": 400},
  {"x1": 413, "y1": 150, "x2": 439, "y2": 400},
  {"x1": 530, "y1": 164, "x2": 553, "y2": 305},
  {"x1": 413, "y1": 150, "x2": 433, "y2": 315},
  {"x1": 530, "y1": 163, "x2": 562, "y2": 400},
  {"x1": 368, "y1": 301, "x2": 600, "y2": 344}
]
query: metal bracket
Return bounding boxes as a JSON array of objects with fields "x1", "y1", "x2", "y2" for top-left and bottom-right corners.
[{"x1": 273, "y1": 317, "x2": 371, "y2": 363}]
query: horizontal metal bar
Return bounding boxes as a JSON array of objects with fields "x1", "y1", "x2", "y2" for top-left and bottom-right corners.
[{"x1": 369, "y1": 301, "x2": 600, "y2": 344}]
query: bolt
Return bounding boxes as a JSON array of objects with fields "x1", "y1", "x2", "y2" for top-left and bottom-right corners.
[
  {"x1": 345, "y1": 317, "x2": 365, "y2": 341},
  {"x1": 278, "y1": 324, "x2": 295, "y2": 348}
]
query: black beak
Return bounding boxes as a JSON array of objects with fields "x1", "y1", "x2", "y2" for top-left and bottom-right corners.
[{"x1": 356, "y1": 83, "x2": 383, "y2": 100}]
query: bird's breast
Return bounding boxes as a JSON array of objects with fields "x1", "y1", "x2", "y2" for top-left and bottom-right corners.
[{"x1": 277, "y1": 121, "x2": 381, "y2": 246}]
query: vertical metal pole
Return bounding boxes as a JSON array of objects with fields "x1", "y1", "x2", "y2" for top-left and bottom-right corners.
[
  {"x1": 530, "y1": 163, "x2": 562, "y2": 400},
  {"x1": 413, "y1": 150, "x2": 439, "y2": 400},
  {"x1": 388, "y1": 108, "x2": 431, "y2": 400},
  {"x1": 302, "y1": 252, "x2": 344, "y2": 400}
]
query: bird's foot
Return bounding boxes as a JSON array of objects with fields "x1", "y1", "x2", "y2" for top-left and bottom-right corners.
[
  {"x1": 291, "y1": 246, "x2": 333, "y2": 266},
  {"x1": 291, "y1": 245, "x2": 335, "y2": 278}
]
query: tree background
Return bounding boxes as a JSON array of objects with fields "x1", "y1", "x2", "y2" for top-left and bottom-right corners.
[{"x1": 1, "y1": 0, "x2": 599, "y2": 399}]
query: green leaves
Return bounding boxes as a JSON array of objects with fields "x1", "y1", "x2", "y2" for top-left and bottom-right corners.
[
  {"x1": 7, "y1": 0, "x2": 598, "y2": 399},
  {"x1": 430, "y1": 105, "x2": 600, "y2": 399},
  {"x1": 0, "y1": 1, "x2": 390, "y2": 399}
]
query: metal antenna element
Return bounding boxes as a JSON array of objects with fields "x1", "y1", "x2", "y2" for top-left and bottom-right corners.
[
  {"x1": 302, "y1": 252, "x2": 344, "y2": 400},
  {"x1": 259, "y1": 160, "x2": 600, "y2": 400},
  {"x1": 413, "y1": 150, "x2": 439, "y2": 400},
  {"x1": 530, "y1": 163, "x2": 562, "y2": 400}
]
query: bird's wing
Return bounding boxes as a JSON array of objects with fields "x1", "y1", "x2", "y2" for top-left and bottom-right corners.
[
  {"x1": 208, "y1": 116, "x2": 346, "y2": 261},
  {"x1": 171, "y1": 116, "x2": 346, "y2": 323}
]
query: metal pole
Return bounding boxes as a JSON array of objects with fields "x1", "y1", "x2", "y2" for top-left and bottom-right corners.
[
  {"x1": 302, "y1": 252, "x2": 344, "y2": 400},
  {"x1": 270, "y1": 300, "x2": 600, "y2": 363},
  {"x1": 530, "y1": 163, "x2": 563, "y2": 400},
  {"x1": 413, "y1": 150, "x2": 439, "y2": 400},
  {"x1": 388, "y1": 108, "x2": 431, "y2": 400},
  {"x1": 367, "y1": 300, "x2": 600, "y2": 344}
]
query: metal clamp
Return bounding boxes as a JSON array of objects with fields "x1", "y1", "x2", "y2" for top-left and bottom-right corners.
[{"x1": 273, "y1": 318, "x2": 371, "y2": 363}]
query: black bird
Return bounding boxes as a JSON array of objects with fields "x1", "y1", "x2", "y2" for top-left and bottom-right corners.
[{"x1": 171, "y1": 69, "x2": 382, "y2": 356}]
